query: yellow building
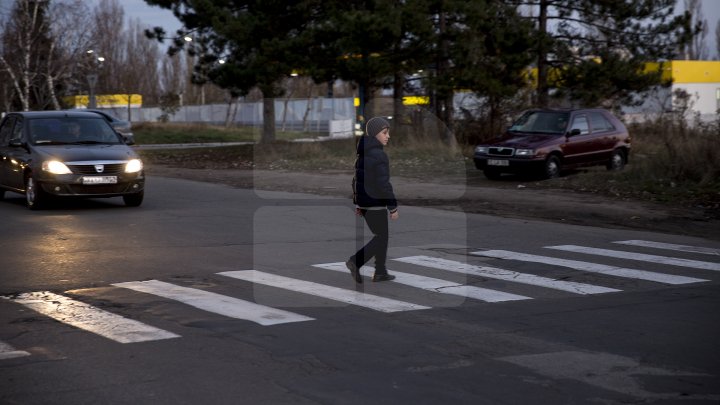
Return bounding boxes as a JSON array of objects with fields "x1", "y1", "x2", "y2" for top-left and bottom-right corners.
[
  {"x1": 665, "y1": 60, "x2": 718, "y2": 115},
  {"x1": 64, "y1": 94, "x2": 142, "y2": 109}
]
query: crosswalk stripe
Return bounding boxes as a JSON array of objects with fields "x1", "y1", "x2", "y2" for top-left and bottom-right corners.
[
  {"x1": 1, "y1": 292, "x2": 180, "y2": 344},
  {"x1": 313, "y1": 262, "x2": 531, "y2": 303},
  {"x1": 218, "y1": 270, "x2": 430, "y2": 312},
  {"x1": 546, "y1": 245, "x2": 720, "y2": 271},
  {"x1": 471, "y1": 250, "x2": 707, "y2": 285},
  {"x1": 0, "y1": 341, "x2": 31, "y2": 360},
  {"x1": 613, "y1": 240, "x2": 720, "y2": 256},
  {"x1": 393, "y1": 256, "x2": 620, "y2": 295},
  {"x1": 113, "y1": 280, "x2": 314, "y2": 326}
]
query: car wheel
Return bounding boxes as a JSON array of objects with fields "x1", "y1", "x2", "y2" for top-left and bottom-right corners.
[
  {"x1": 606, "y1": 149, "x2": 625, "y2": 171},
  {"x1": 123, "y1": 190, "x2": 144, "y2": 207},
  {"x1": 544, "y1": 155, "x2": 561, "y2": 179},
  {"x1": 483, "y1": 169, "x2": 502, "y2": 180},
  {"x1": 0, "y1": 189, "x2": 5, "y2": 200},
  {"x1": 25, "y1": 173, "x2": 47, "y2": 210}
]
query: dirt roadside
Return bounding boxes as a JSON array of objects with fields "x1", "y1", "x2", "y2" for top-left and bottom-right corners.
[{"x1": 147, "y1": 165, "x2": 720, "y2": 241}]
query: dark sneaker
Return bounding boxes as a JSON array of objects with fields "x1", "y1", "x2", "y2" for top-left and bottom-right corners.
[
  {"x1": 372, "y1": 273, "x2": 396, "y2": 282},
  {"x1": 346, "y1": 260, "x2": 362, "y2": 284}
]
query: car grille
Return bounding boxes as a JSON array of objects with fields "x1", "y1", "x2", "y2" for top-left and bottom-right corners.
[
  {"x1": 68, "y1": 163, "x2": 125, "y2": 175},
  {"x1": 488, "y1": 147, "x2": 515, "y2": 156}
]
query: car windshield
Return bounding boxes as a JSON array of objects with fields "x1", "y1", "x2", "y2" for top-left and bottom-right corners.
[
  {"x1": 28, "y1": 117, "x2": 122, "y2": 145},
  {"x1": 509, "y1": 111, "x2": 570, "y2": 134}
]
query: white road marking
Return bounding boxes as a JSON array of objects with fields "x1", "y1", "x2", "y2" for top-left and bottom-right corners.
[
  {"x1": 218, "y1": 270, "x2": 430, "y2": 312},
  {"x1": 546, "y1": 245, "x2": 720, "y2": 271},
  {"x1": 614, "y1": 240, "x2": 720, "y2": 256},
  {"x1": 471, "y1": 250, "x2": 707, "y2": 285},
  {"x1": 313, "y1": 262, "x2": 531, "y2": 302},
  {"x1": 393, "y1": 256, "x2": 620, "y2": 295},
  {"x1": 0, "y1": 341, "x2": 31, "y2": 360},
  {"x1": 2, "y1": 292, "x2": 180, "y2": 344},
  {"x1": 113, "y1": 280, "x2": 313, "y2": 326}
]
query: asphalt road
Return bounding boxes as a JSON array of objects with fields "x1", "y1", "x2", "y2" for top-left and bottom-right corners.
[{"x1": 1, "y1": 176, "x2": 719, "y2": 404}]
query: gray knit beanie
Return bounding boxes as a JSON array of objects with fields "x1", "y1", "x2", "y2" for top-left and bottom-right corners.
[{"x1": 365, "y1": 117, "x2": 390, "y2": 137}]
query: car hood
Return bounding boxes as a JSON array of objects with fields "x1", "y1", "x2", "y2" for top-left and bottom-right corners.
[
  {"x1": 31, "y1": 144, "x2": 139, "y2": 162},
  {"x1": 486, "y1": 132, "x2": 561, "y2": 148}
]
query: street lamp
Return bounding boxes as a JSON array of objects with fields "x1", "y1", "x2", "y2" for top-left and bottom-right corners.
[{"x1": 86, "y1": 50, "x2": 105, "y2": 108}]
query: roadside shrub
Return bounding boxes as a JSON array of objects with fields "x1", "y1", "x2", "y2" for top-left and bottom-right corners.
[{"x1": 629, "y1": 117, "x2": 720, "y2": 187}]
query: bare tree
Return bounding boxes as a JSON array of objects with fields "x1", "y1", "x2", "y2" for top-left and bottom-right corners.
[
  {"x1": 682, "y1": 0, "x2": 708, "y2": 59},
  {"x1": 88, "y1": 0, "x2": 125, "y2": 96},
  {"x1": 44, "y1": 0, "x2": 94, "y2": 109},
  {"x1": 0, "y1": 0, "x2": 50, "y2": 111},
  {"x1": 121, "y1": 19, "x2": 163, "y2": 107}
]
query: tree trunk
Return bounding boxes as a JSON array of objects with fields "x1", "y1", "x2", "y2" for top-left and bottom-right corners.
[
  {"x1": 536, "y1": 0, "x2": 549, "y2": 107},
  {"x1": 46, "y1": 41, "x2": 61, "y2": 110},
  {"x1": 262, "y1": 96, "x2": 276, "y2": 143},
  {"x1": 392, "y1": 71, "x2": 404, "y2": 135}
]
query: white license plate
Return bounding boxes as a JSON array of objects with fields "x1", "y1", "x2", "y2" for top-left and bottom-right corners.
[
  {"x1": 487, "y1": 159, "x2": 509, "y2": 166},
  {"x1": 82, "y1": 176, "x2": 118, "y2": 185}
]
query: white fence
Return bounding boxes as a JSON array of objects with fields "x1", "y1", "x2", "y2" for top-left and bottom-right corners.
[{"x1": 104, "y1": 98, "x2": 356, "y2": 133}]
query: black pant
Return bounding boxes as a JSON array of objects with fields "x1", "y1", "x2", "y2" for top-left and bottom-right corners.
[{"x1": 351, "y1": 209, "x2": 389, "y2": 274}]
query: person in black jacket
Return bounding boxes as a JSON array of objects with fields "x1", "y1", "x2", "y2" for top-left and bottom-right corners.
[{"x1": 346, "y1": 117, "x2": 398, "y2": 283}]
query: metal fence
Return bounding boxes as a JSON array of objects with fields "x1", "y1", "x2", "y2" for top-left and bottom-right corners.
[{"x1": 105, "y1": 98, "x2": 356, "y2": 133}]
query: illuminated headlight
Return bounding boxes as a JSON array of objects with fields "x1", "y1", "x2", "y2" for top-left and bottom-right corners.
[
  {"x1": 125, "y1": 159, "x2": 143, "y2": 173},
  {"x1": 474, "y1": 146, "x2": 488, "y2": 154},
  {"x1": 42, "y1": 160, "x2": 72, "y2": 174},
  {"x1": 515, "y1": 149, "x2": 535, "y2": 157}
]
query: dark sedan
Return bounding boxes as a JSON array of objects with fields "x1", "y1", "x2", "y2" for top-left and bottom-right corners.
[
  {"x1": 69, "y1": 108, "x2": 135, "y2": 143},
  {"x1": 473, "y1": 108, "x2": 631, "y2": 179},
  {"x1": 0, "y1": 111, "x2": 145, "y2": 209}
]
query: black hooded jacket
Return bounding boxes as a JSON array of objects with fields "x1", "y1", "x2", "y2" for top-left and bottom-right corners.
[{"x1": 353, "y1": 135, "x2": 397, "y2": 210}]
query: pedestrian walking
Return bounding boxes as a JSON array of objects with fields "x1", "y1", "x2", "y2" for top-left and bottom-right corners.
[{"x1": 346, "y1": 117, "x2": 399, "y2": 283}]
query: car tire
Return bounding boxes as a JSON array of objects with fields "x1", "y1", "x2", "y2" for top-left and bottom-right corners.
[
  {"x1": 606, "y1": 149, "x2": 625, "y2": 171},
  {"x1": 544, "y1": 155, "x2": 561, "y2": 179},
  {"x1": 0, "y1": 189, "x2": 5, "y2": 200},
  {"x1": 483, "y1": 169, "x2": 502, "y2": 180},
  {"x1": 123, "y1": 190, "x2": 144, "y2": 207},
  {"x1": 25, "y1": 173, "x2": 47, "y2": 210}
]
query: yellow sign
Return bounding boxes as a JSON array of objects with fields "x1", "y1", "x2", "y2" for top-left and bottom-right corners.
[
  {"x1": 64, "y1": 94, "x2": 142, "y2": 108},
  {"x1": 402, "y1": 96, "x2": 429, "y2": 105}
]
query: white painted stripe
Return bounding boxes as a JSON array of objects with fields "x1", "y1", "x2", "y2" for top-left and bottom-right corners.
[
  {"x1": 0, "y1": 341, "x2": 31, "y2": 360},
  {"x1": 2, "y1": 292, "x2": 179, "y2": 344},
  {"x1": 218, "y1": 270, "x2": 430, "y2": 312},
  {"x1": 113, "y1": 280, "x2": 313, "y2": 326},
  {"x1": 546, "y1": 245, "x2": 720, "y2": 271},
  {"x1": 614, "y1": 240, "x2": 720, "y2": 256},
  {"x1": 471, "y1": 250, "x2": 707, "y2": 285},
  {"x1": 393, "y1": 256, "x2": 620, "y2": 295},
  {"x1": 313, "y1": 262, "x2": 531, "y2": 303}
]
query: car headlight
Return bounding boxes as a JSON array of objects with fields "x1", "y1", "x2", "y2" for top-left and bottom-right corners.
[
  {"x1": 515, "y1": 149, "x2": 535, "y2": 157},
  {"x1": 125, "y1": 159, "x2": 143, "y2": 173},
  {"x1": 474, "y1": 146, "x2": 488, "y2": 154},
  {"x1": 42, "y1": 160, "x2": 72, "y2": 174}
]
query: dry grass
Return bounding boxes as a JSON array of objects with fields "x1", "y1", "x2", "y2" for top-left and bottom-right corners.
[{"x1": 137, "y1": 119, "x2": 720, "y2": 215}]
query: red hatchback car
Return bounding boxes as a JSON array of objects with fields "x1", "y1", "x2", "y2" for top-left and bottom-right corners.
[{"x1": 473, "y1": 108, "x2": 631, "y2": 179}]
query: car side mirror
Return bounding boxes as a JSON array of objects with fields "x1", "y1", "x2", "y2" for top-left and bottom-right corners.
[
  {"x1": 9, "y1": 139, "x2": 25, "y2": 147},
  {"x1": 122, "y1": 134, "x2": 135, "y2": 145},
  {"x1": 568, "y1": 128, "x2": 582, "y2": 136}
]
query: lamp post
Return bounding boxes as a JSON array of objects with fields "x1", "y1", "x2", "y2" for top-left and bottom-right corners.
[{"x1": 86, "y1": 50, "x2": 104, "y2": 108}]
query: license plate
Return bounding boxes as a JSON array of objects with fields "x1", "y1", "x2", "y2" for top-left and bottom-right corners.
[
  {"x1": 488, "y1": 159, "x2": 509, "y2": 166},
  {"x1": 82, "y1": 176, "x2": 118, "y2": 185}
]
